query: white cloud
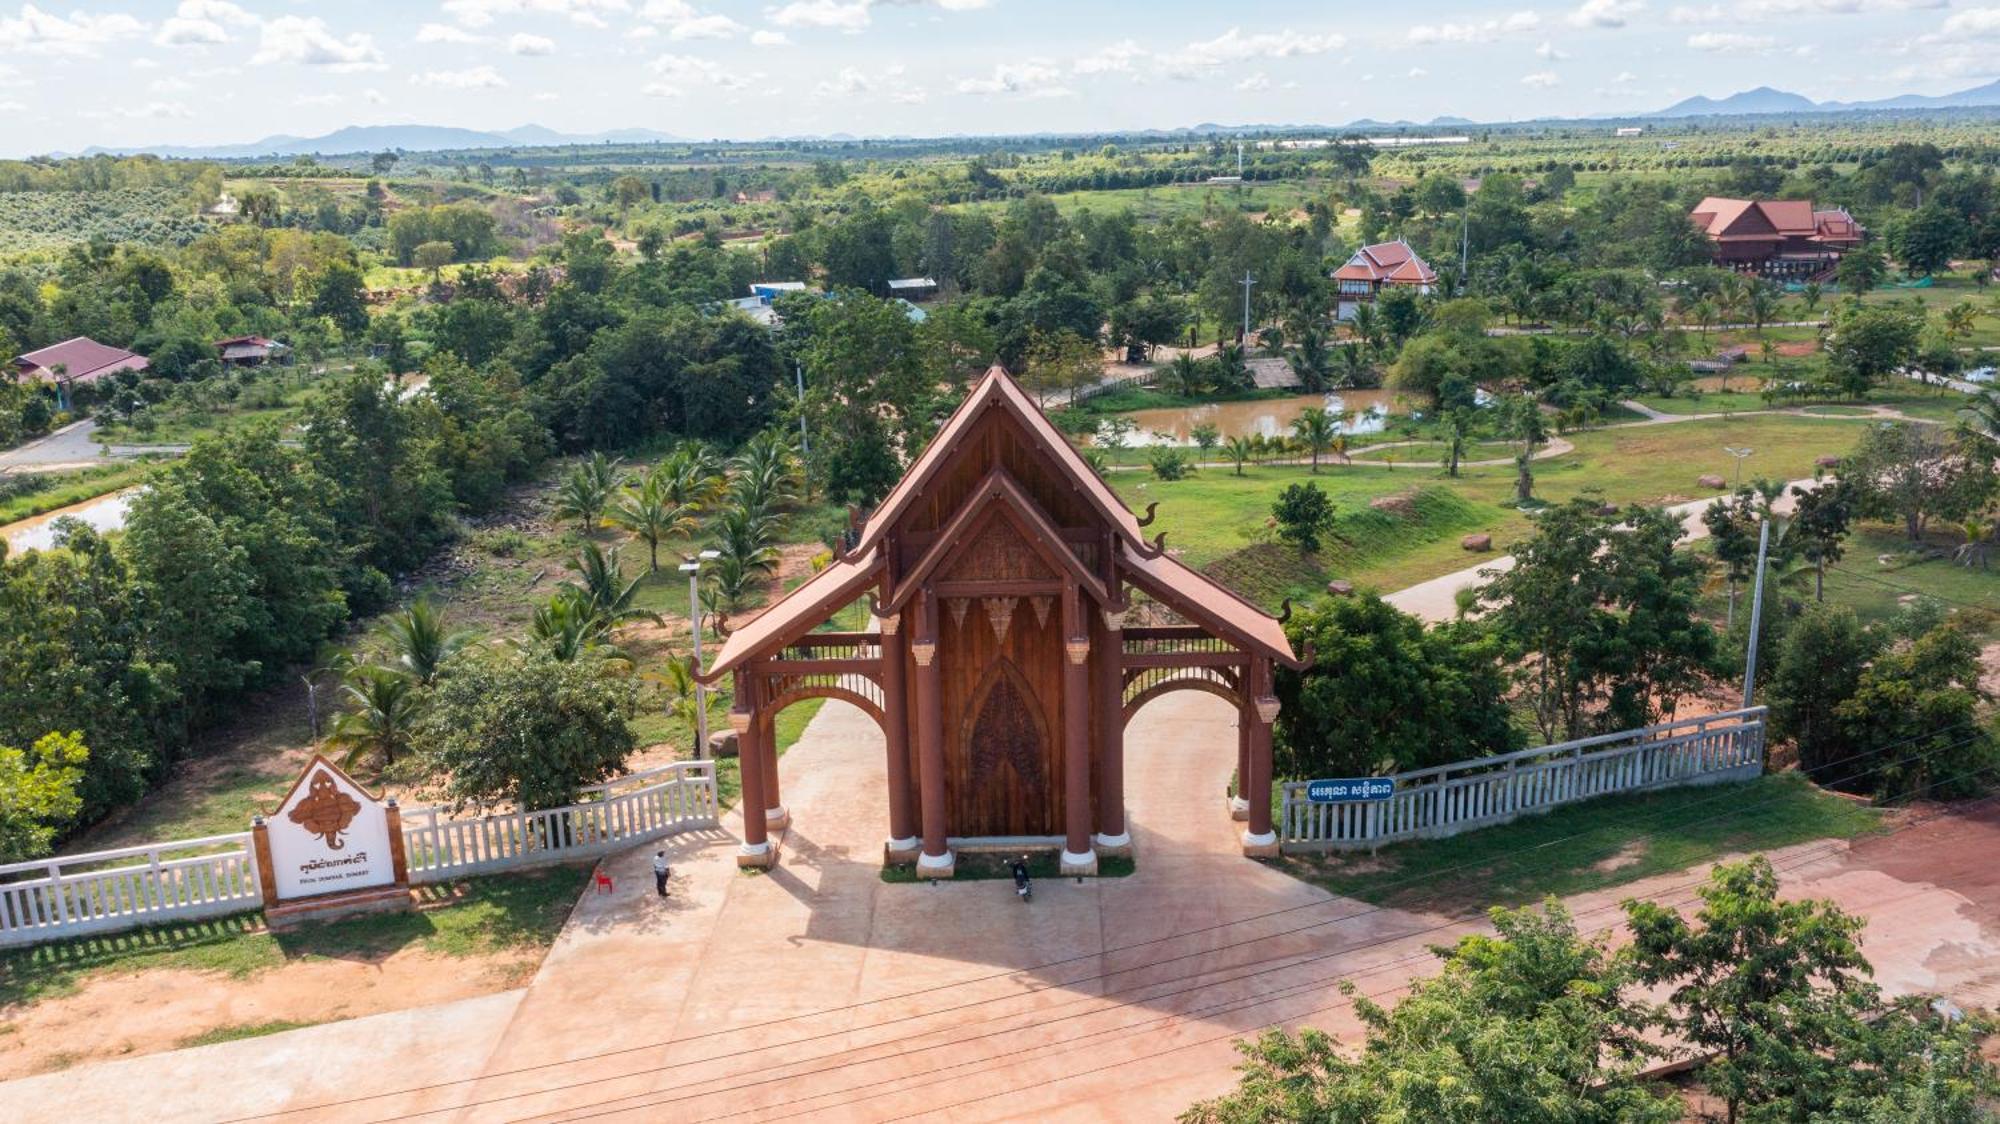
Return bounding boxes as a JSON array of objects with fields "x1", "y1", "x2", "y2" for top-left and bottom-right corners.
[
  {"x1": 94, "y1": 100, "x2": 193, "y2": 119},
  {"x1": 1407, "y1": 66, "x2": 1429, "y2": 78},
  {"x1": 1936, "y1": 5, "x2": 2000, "y2": 38},
  {"x1": 1688, "y1": 30, "x2": 1776, "y2": 48},
  {"x1": 1236, "y1": 72, "x2": 1271, "y2": 90},
  {"x1": 252, "y1": 16, "x2": 385, "y2": 70},
  {"x1": 750, "y1": 28, "x2": 790, "y2": 45},
  {"x1": 815, "y1": 65, "x2": 874, "y2": 94},
  {"x1": 956, "y1": 59, "x2": 1071, "y2": 98},
  {"x1": 0, "y1": 100, "x2": 22, "y2": 112},
  {"x1": 1536, "y1": 39, "x2": 1570, "y2": 59},
  {"x1": 509, "y1": 31, "x2": 557, "y2": 53},
  {"x1": 364, "y1": 88, "x2": 388, "y2": 104},
  {"x1": 412, "y1": 64, "x2": 508, "y2": 88},
  {"x1": 671, "y1": 14, "x2": 744, "y2": 38},
  {"x1": 770, "y1": 0, "x2": 871, "y2": 30},
  {"x1": 643, "y1": 51, "x2": 746, "y2": 96},
  {"x1": 1158, "y1": 27, "x2": 1346, "y2": 77},
  {"x1": 417, "y1": 22, "x2": 484, "y2": 43},
  {"x1": 442, "y1": 0, "x2": 631, "y2": 29},
  {"x1": 0, "y1": 4, "x2": 146, "y2": 58},
  {"x1": 1408, "y1": 11, "x2": 1541, "y2": 44},
  {"x1": 1521, "y1": 69, "x2": 1561, "y2": 86},
  {"x1": 1568, "y1": 0, "x2": 1646, "y2": 28},
  {"x1": 1073, "y1": 39, "x2": 1146, "y2": 75},
  {"x1": 293, "y1": 92, "x2": 344, "y2": 106},
  {"x1": 155, "y1": 0, "x2": 257, "y2": 48},
  {"x1": 149, "y1": 75, "x2": 192, "y2": 93}
]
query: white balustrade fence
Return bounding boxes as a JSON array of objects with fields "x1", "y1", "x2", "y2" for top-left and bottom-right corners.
[
  {"x1": 1280, "y1": 708, "x2": 1766, "y2": 853},
  {"x1": 0, "y1": 760, "x2": 719, "y2": 949}
]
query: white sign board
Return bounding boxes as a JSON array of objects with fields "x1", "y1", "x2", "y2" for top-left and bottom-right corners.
[{"x1": 265, "y1": 757, "x2": 398, "y2": 901}]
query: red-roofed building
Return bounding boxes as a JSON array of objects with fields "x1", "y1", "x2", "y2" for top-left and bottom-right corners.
[
  {"x1": 1333, "y1": 239, "x2": 1437, "y2": 320},
  {"x1": 13, "y1": 337, "x2": 149, "y2": 409},
  {"x1": 216, "y1": 335, "x2": 291, "y2": 368},
  {"x1": 1689, "y1": 197, "x2": 1864, "y2": 281}
]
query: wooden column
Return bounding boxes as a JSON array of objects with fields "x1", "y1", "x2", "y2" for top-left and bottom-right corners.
[
  {"x1": 1231, "y1": 712, "x2": 1252, "y2": 822},
  {"x1": 760, "y1": 706, "x2": 789, "y2": 832},
  {"x1": 733, "y1": 670, "x2": 775, "y2": 868},
  {"x1": 878, "y1": 607, "x2": 919, "y2": 862},
  {"x1": 1060, "y1": 583, "x2": 1097, "y2": 875},
  {"x1": 1093, "y1": 605, "x2": 1130, "y2": 854},
  {"x1": 1242, "y1": 656, "x2": 1281, "y2": 858},
  {"x1": 912, "y1": 589, "x2": 953, "y2": 877}
]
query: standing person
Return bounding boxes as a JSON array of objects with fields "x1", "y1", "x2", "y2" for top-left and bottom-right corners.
[{"x1": 653, "y1": 851, "x2": 670, "y2": 898}]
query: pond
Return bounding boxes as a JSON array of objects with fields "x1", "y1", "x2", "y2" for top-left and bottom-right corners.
[
  {"x1": 0, "y1": 487, "x2": 141, "y2": 554},
  {"x1": 1089, "y1": 389, "x2": 1487, "y2": 448}
]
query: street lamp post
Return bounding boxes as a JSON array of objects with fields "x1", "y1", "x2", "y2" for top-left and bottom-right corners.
[
  {"x1": 1724, "y1": 446, "x2": 1754, "y2": 490},
  {"x1": 680, "y1": 549, "x2": 722, "y2": 759}
]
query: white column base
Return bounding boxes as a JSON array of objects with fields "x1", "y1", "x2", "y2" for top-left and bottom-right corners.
[
  {"x1": 1060, "y1": 848, "x2": 1099, "y2": 876},
  {"x1": 736, "y1": 839, "x2": 778, "y2": 869},
  {"x1": 916, "y1": 848, "x2": 955, "y2": 879},
  {"x1": 1228, "y1": 796, "x2": 1251, "y2": 822},
  {"x1": 739, "y1": 840, "x2": 771, "y2": 856},
  {"x1": 764, "y1": 805, "x2": 791, "y2": 831},
  {"x1": 1240, "y1": 829, "x2": 1280, "y2": 859},
  {"x1": 886, "y1": 835, "x2": 921, "y2": 853},
  {"x1": 1092, "y1": 832, "x2": 1133, "y2": 858}
]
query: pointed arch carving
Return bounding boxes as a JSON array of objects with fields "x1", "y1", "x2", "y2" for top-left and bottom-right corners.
[{"x1": 960, "y1": 659, "x2": 1050, "y2": 807}]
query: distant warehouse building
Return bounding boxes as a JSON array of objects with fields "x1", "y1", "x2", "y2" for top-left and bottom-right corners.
[
  {"x1": 886, "y1": 277, "x2": 939, "y2": 301},
  {"x1": 216, "y1": 335, "x2": 291, "y2": 368}
]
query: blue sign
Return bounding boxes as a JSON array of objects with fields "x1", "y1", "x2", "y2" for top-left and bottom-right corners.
[{"x1": 1305, "y1": 777, "x2": 1396, "y2": 804}]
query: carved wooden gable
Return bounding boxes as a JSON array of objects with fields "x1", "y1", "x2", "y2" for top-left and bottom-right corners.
[{"x1": 939, "y1": 512, "x2": 1057, "y2": 584}]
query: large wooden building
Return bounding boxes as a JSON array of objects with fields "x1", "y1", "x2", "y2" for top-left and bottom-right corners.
[
  {"x1": 699, "y1": 366, "x2": 1304, "y2": 876},
  {"x1": 1689, "y1": 197, "x2": 1864, "y2": 281}
]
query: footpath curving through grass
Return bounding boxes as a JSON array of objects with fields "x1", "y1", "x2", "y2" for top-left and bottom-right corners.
[{"x1": 1276, "y1": 773, "x2": 1880, "y2": 915}]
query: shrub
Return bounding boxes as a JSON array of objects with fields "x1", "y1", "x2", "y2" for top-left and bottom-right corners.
[
  {"x1": 1147, "y1": 445, "x2": 1194, "y2": 481},
  {"x1": 1272, "y1": 481, "x2": 1335, "y2": 552}
]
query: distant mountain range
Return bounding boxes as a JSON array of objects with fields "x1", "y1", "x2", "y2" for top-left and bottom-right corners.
[
  {"x1": 58, "y1": 79, "x2": 2000, "y2": 160},
  {"x1": 1650, "y1": 79, "x2": 2000, "y2": 118},
  {"x1": 78, "y1": 123, "x2": 687, "y2": 159}
]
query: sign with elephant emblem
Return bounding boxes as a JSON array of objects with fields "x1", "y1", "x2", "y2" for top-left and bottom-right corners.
[{"x1": 256, "y1": 755, "x2": 405, "y2": 902}]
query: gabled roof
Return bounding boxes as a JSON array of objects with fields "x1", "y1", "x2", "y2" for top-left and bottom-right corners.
[
  {"x1": 699, "y1": 365, "x2": 1301, "y2": 678},
  {"x1": 14, "y1": 337, "x2": 149, "y2": 384},
  {"x1": 1332, "y1": 240, "x2": 1437, "y2": 286},
  {"x1": 1691, "y1": 198, "x2": 1864, "y2": 245}
]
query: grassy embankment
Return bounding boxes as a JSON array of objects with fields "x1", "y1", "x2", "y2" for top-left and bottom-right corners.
[
  {"x1": 1114, "y1": 413, "x2": 1874, "y2": 610},
  {"x1": 1278, "y1": 772, "x2": 1880, "y2": 913},
  {"x1": 0, "y1": 463, "x2": 152, "y2": 525}
]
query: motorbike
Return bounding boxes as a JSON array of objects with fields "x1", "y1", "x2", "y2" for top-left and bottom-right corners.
[{"x1": 1010, "y1": 856, "x2": 1032, "y2": 902}]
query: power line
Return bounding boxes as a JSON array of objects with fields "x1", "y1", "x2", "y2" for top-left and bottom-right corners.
[
  {"x1": 354, "y1": 726, "x2": 1986, "y2": 1124},
  {"x1": 552, "y1": 764, "x2": 2000, "y2": 1124}
]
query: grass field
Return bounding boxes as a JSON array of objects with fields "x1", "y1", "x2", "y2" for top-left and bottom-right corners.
[
  {"x1": 1115, "y1": 413, "x2": 1875, "y2": 606},
  {"x1": 962, "y1": 180, "x2": 1320, "y2": 224},
  {"x1": 0, "y1": 866, "x2": 587, "y2": 1008},
  {"x1": 1817, "y1": 527, "x2": 2000, "y2": 632},
  {"x1": 1276, "y1": 772, "x2": 1880, "y2": 914}
]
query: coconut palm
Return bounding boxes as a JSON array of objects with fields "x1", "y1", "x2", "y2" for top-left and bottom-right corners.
[
  {"x1": 325, "y1": 666, "x2": 426, "y2": 769},
  {"x1": 1290, "y1": 407, "x2": 1339, "y2": 474},
  {"x1": 1225, "y1": 434, "x2": 1254, "y2": 476},
  {"x1": 519, "y1": 586, "x2": 630, "y2": 668},
  {"x1": 659, "y1": 442, "x2": 728, "y2": 510},
  {"x1": 1166, "y1": 352, "x2": 1207, "y2": 398},
  {"x1": 564, "y1": 543, "x2": 662, "y2": 629},
  {"x1": 700, "y1": 550, "x2": 769, "y2": 615},
  {"x1": 1289, "y1": 329, "x2": 1333, "y2": 393},
  {"x1": 1214, "y1": 343, "x2": 1250, "y2": 391},
  {"x1": 610, "y1": 467, "x2": 701, "y2": 572},
  {"x1": 383, "y1": 598, "x2": 474, "y2": 685},
  {"x1": 711, "y1": 503, "x2": 781, "y2": 577},
  {"x1": 731, "y1": 430, "x2": 803, "y2": 514},
  {"x1": 1955, "y1": 517, "x2": 1996, "y2": 571},
  {"x1": 551, "y1": 452, "x2": 622, "y2": 534},
  {"x1": 1336, "y1": 342, "x2": 1373, "y2": 388}
]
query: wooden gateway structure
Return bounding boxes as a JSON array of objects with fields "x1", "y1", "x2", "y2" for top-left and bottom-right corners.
[{"x1": 698, "y1": 366, "x2": 1305, "y2": 876}]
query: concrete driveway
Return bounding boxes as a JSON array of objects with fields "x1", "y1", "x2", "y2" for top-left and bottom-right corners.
[
  {"x1": 0, "y1": 418, "x2": 189, "y2": 473},
  {"x1": 8, "y1": 695, "x2": 2000, "y2": 1122}
]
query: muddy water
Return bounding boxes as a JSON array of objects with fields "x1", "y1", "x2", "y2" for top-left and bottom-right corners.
[
  {"x1": 1092, "y1": 390, "x2": 1417, "y2": 447},
  {"x1": 0, "y1": 486, "x2": 140, "y2": 553}
]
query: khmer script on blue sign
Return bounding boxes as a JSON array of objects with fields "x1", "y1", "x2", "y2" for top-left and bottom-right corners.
[{"x1": 1305, "y1": 778, "x2": 1397, "y2": 803}]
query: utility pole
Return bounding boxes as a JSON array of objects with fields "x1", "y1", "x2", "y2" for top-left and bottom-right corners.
[
  {"x1": 1240, "y1": 271, "x2": 1256, "y2": 343},
  {"x1": 1459, "y1": 208, "x2": 1470, "y2": 296},
  {"x1": 794, "y1": 360, "x2": 810, "y2": 457},
  {"x1": 1725, "y1": 446, "x2": 1755, "y2": 491},
  {"x1": 1741, "y1": 517, "x2": 1771, "y2": 709},
  {"x1": 1236, "y1": 141, "x2": 1244, "y2": 177},
  {"x1": 680, "y1": 550, "x2": 722, "y2": 757}
]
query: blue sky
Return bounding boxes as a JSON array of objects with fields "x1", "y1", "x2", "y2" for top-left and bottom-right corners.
[{"x1": 1, "y1": 0, "x2": 1996, "y2": 153}]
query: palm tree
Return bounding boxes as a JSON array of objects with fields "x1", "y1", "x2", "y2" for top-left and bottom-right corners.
[
  {"x1": 1166, "y1": 353, "x2": 1207, "y2": 398},
  {"x1": 1290, "y1": 407, "x2": 1339, "y2": 473},
  {"x1": 1801, "y1": 281, "x2": 1824, "y2": 318},
  {"x1": 1944, "y1": 301, "x2": 1978, "y2": 346},
  {"x1": 1336, "y1": 343, "x2": 1372, "y2": 388},
  {"x1": 1225, "y1": 434, "x2": 1253, "y2": 476},
  {"x1": 731, "y1": 430, "x2": 803, "y2": 514},
  {"x1": 660, "y1": 442, "x2": 728, "y2": 510},
  {"x1": 611, "y1": 467, "x2": 701, "y2": 572},
  {"x1": 1960, "y1": 389, "x2": 2000, "y2": 444},
  {"x1": 1955, "y1": 517, "x2": 1996, "y2": 571},
  {"x1": 1289, "y1": 329, "x2": 1332, "y2": 393},
  {"x1": 564, "y1": 543, "x2": 662, "y2": 629},
  {"x1": 326, "y1": 666, "x2": 426, "y2": 769},
  {"x1": 701, "y1": 550, "x2": 770, "y2": 615},
  {"x1": 552, "y1": 452, "x2": 621, "y2": 534},
  {"x1": 1214, "y1": 343, "x2": 1250, "y2": 390},
  {"x1": 383, "y1": 599, "x2": 474, "y2": 685},
  {"x1": 712, "y1": 503, "x2": 780, "y2": 576},
  {"x1": 519, "y1": 586, "x2": 630, "y2": 668}
]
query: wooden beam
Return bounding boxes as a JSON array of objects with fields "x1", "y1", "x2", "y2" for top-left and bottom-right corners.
[
  {"x1": 1118, "y1": 652, "x2": 1249, "y2": 670},
  {"x1": 758, "y1": 658, "x2": 880, "y2": 676}
]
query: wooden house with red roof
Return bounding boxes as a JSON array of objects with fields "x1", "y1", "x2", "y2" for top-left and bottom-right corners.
[
  {"x1": 697, "y1": 365, "x2": 1304, "y2": 876},
  {"x1": 1689, "y1": 197, "x2": 1863, "y2": 281},
  {"x1": 1333, "y1": 240, "x2": 1437, "y2": 321},
  {"x1": 12, "y1": 336, "x2": 149, "y2": 410}
]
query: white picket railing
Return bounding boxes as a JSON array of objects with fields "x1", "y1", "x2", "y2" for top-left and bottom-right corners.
[
  {"x1": 1280, "y1": 708, "x2": 1766, "y2": 853},
  {"x1": 0, "y1": 760, "x2": 721, "y2": 949},
  {"x1": 402, "y1": 760, "x2": 720, "y2": 881},
  {"x1": 0, "y1": 833, "x2": 261, "y2": 948}
]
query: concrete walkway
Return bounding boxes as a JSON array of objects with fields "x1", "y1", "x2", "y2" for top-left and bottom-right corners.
[{"x1": 13, "y1": 691, "x2": 2000, "y2": 1122}]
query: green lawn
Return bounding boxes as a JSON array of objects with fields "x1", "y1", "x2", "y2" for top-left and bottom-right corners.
[
  {"x1": 1275, "y1": 773, "x2": 1880, "y2": 914},
  {"x1": 1818, "y1": 527, "x2": 2000, "y2": 633},
  {"x1": 881, "y1": 851, "x2": 1137, "y2": 883},
  {"x1": 0, "y1": 866, "x2": 587, "y2": 1008}
]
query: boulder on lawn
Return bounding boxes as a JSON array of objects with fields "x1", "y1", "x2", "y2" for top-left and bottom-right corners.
[
  {"x1": 707, "y1": 730, "x2": 739, "y2": 759},
  {"x1": 1816, "y1": 454, "x2": 1841, "y2": 469},
  {"x1": 1326, "y1": 579, "x2": 1354, "y2": 596},
  {"x1": 1461, "y1": 533, "x2": 1493, "y2": 552},
  {"x1": 1369, "y1": 493, "x2": 1416, "y2": 516},
  {"x1": 1698, "y1": 474, "x2": 1728, "y2": 489}
]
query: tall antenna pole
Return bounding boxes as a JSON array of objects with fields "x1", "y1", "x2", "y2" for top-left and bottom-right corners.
[
  {"x1": 1741, "y1": 517, "x2": 1772, "y2": 709},
  {"x1": 1240, "y1": 271, "x2": 1256, "y2": 343},
  {"x1": 1237, "y1": 141, "x2": 1244, "y2": 177},
  {"x1": 795, "y1": 360, "x2": 810, "y2": 457},
  {"x1": 1459, "y1": 208, "x2": 1470, "y2": 296}
]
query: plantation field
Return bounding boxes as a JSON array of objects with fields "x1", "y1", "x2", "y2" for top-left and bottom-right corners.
[
  {"x1": 963, "y1": 179, "x2": 1323, "y2": 224},
  {"x1": 0, "y1": 188, "x2": 210, "y2": 255}
]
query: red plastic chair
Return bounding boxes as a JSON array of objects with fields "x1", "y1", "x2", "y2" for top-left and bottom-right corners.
[{"x1": 595, "y1": 870, "x2": 614, "y2": 894}]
